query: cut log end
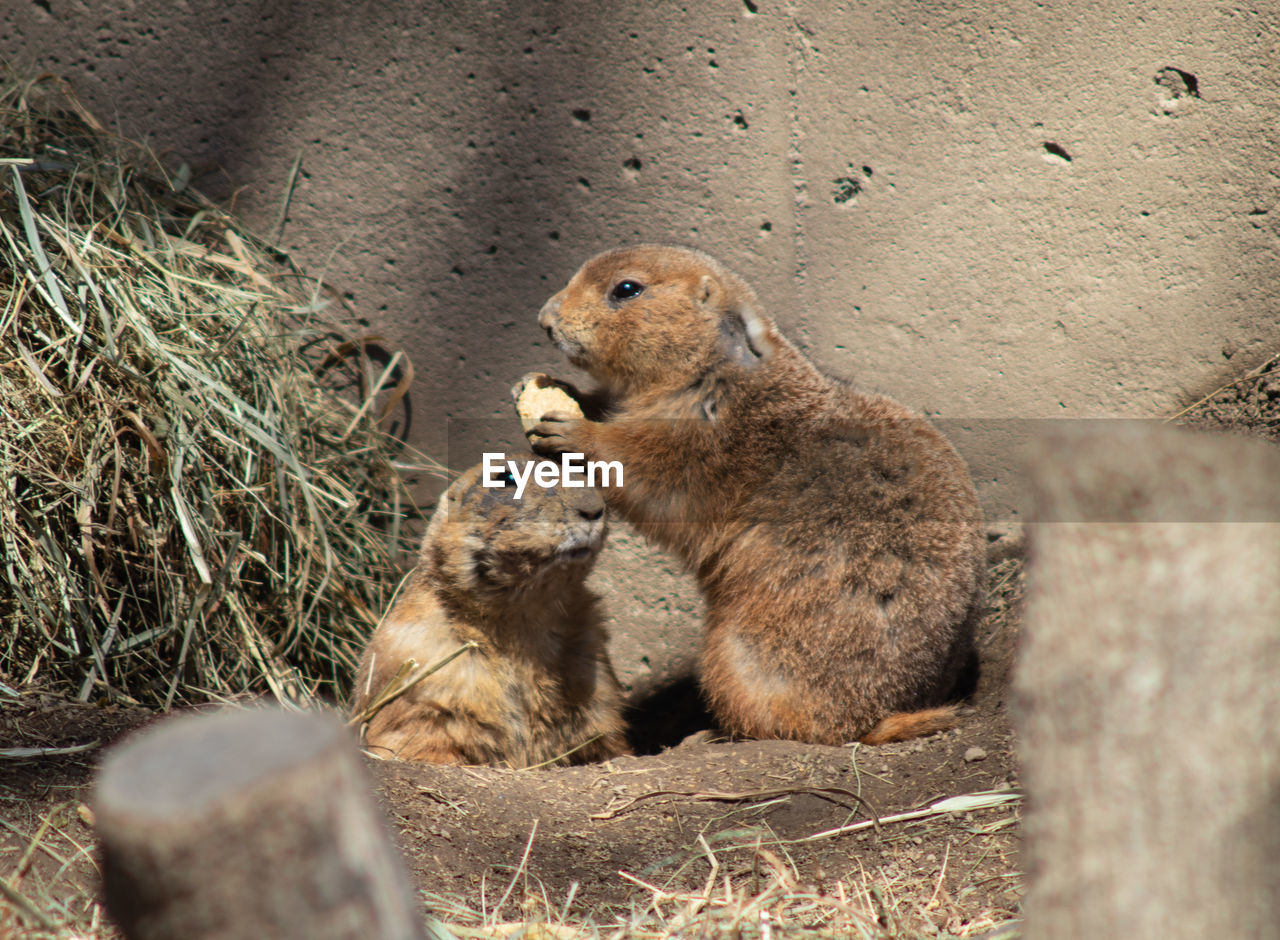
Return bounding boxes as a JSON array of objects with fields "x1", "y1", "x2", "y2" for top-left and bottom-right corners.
[{"x1": 94, "y1": 707, "x2": 426, "y2": 940}]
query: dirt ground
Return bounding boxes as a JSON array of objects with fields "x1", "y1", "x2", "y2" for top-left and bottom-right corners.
[
  {"x1": 1, "y1": 550, "x2": 1025, "y2": 939},
  {"x1": 2, "y1": 353, "x2": 1277, "y2": 938}
]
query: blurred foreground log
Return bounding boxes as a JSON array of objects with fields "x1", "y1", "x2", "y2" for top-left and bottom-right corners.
[
  {"x1": 94, "y1": 707, "x2": 429, "y2": 940},
  {"x1": 1018, "y1": 424, "x2": 1280, "y2": 939}
]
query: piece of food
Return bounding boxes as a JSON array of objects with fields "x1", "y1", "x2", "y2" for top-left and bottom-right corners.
[{"x1": 512, "y1": 372, "x2": 584, "y2": 432}]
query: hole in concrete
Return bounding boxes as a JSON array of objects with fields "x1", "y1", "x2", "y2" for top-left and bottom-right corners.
[
  {"x1": 623, "y1": 156, "x2": 643, "y2": 172},
  {"x1": 744, "y1": 0, "x2": 759, "y2": 11},
  {"x1": 572, "y1": 108, "x2": 591, "y2": 122},
  {"x1": 1154, "y1": 66, "x2": 1199, "y2": 99},
  {"x1": 32, "y1": 0, "x2": 51, "y2": 11},
  {"x1": 732, "y1": 111, "x2": 749, "y2": 129},
  {"x1": 760, "y1": 220, "x2": 772, "y2": 232},
  {"x1": 626, "y1": 676, "x2": 719, "y2": 754},
  {"x1": 832, "y1": 176, "x2": 862, "y2": 204},
  {"x1": 1042, "y1": 141, "x2": 1072, "y2": 163}
]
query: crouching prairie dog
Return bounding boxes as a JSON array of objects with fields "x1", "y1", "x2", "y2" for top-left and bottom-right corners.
[
  {"x1": 527, "y1": 245, "x2": 985, "y2": 746},
  {"x1": 351, "y1": 455, "x2": 630, "y2": 767}
]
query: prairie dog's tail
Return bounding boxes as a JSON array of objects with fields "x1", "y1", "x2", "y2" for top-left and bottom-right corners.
[{"x1": 859, "y1": 706, "x2": 958, "y2": 745}]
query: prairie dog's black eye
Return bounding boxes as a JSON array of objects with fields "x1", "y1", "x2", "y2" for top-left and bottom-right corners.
[
  {"x1": 609, "y1": 280, "x2": 645, "y2": 302},
  {"x1": 501, "y1": 469, "x2": 517, "y2": 487}
]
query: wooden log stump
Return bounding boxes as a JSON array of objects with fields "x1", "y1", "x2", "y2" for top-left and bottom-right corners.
[
  {"x1": 94, "y1": 707, "x2": 430, "y2": 940},
  {"x1": 1017, "y1": 424, "x2": 1280, "y2": 939}
]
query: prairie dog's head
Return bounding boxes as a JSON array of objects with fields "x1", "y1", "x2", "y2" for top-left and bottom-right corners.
[
  {"x1": 425, "y1": 455, "x2": 606, "y2": 597},
  {"x1": 538, "y1": 245, "x2": 776, "y2": 395}
]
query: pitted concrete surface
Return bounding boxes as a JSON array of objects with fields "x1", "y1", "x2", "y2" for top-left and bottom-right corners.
[{"x1": 6, "y1": 1, "x2": 1277, "y2": 700}]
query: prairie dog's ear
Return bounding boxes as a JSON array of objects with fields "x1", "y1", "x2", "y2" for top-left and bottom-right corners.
[
  {"x1": 698, "y1": 273, "x2": 774, "y2": 367},
  {"x1": 696, "y1": 274, "x2": 719, "y2": 308},
  {"x1": 717, "y1": 303, "x2": 774, "y2": 368}
]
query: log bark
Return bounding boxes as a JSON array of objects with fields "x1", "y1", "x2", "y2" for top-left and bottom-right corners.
[
  {"x1": 94, "y1": 707, "x2": 429, "y2": 940},
  {"x1": 1017, "y1": 423, "x2": 1280, "y2": 939}
]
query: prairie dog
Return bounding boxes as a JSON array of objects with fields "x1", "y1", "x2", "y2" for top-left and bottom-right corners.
[
  {"x1": 527, "y1": 245, "x2": 985, "y2": 745},
  {"x1": 351, "y1": 455, "x2": 629, "y2": 766}
]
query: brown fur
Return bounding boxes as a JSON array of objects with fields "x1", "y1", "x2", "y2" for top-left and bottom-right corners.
[
  {"x1": 529, "y1": 245, "x2": 985, "y2": 745},
  {"x1": 351, "y1": 456, "x2": 630, "y2": 767}
]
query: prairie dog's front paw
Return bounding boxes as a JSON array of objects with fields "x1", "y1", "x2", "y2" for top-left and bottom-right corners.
[
  {"x1": 526, "y1": 411, "x2": 581, "y2": 456},
  {"x1": 512, "y1": 373, "x2": 584, "y2": 434}
]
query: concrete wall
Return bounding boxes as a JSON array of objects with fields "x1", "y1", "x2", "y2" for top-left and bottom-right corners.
[{"x1": 7, "y1": 0, "x2": 1278, "y2": 701}]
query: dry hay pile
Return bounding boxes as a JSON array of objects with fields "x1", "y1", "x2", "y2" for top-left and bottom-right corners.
[{"x1": 0, "y1": 74, "x2": 436, "y2": 709}]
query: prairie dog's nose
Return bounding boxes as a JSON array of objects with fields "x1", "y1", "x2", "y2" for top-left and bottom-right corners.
[
  {"x1": 538, "y1": 294, "x2": 562, "y2": 329},
  {"x1": 571, "y1": 487, "x2": 605, "y2": 522}
]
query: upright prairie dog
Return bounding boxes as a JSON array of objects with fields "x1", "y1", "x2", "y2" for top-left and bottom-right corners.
[
  {"x1": 351, "y1": 456, "x2": 629, "y2": 767},
  {"x1": 527, "y1": 245, "x2": 986, "y2": 745}
]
